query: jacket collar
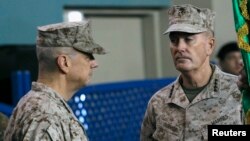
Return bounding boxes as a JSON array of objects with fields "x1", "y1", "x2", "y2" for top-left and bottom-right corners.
[
  {"x1": 165, "y1": 65, "x2": 221, "y2": 109},
  {"x1": 32, "y1": 82, "x2": 77, "y2": 118}
]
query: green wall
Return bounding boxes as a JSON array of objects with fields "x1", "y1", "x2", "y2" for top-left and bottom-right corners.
[{"x1": 0, "y1": 0, "x2": 169, "y2": 45}]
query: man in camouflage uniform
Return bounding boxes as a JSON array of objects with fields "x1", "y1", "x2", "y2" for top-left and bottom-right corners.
[
  {"x1": 4, "y1": 21, "x2": 106, "y2": 141},
  {"x1": 140, "y1": 4, "x2": 242, "y2": 141}
]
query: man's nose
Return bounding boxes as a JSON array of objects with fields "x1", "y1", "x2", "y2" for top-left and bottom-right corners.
[
  {"x1": 238, "y1": 59, "x2": 243, "y2": 67},
  {"x1": 176, "y1": 39, "x2": 187, "y2": 51},
  {"x1": 91, "y1": 60, "x2": 98, "y2": 69}
]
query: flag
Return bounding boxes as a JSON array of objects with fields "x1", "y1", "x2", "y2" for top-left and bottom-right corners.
[{"x1": 232, "y1": 0, "x2": 250, "y2": 124}]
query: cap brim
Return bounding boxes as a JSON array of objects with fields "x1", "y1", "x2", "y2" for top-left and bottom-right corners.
[
  {"x1": 163, "y1": 23, "x2": 207, "y2": 34},
  {"x1": 74, "y1": 43, "x2": 107, "y2": 55}
]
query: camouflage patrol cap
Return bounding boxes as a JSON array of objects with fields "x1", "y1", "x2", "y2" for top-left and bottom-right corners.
[
  {"x1": 164, "y1": 4, "x2": 215, "y2": 34},
  {"x1": 37, "y1": 21, "x2": 106, "y2": 54}
]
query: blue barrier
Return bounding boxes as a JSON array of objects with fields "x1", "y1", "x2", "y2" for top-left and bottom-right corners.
[
  {"x1": 11, "y1": 71, "x2": 23, "y2": 106},
  {"x1": 22, "y1": 70, "x2": 31, "y2": 95},
  {"x1": 11, "y1": 70, "x2": 31, "y2": 106},
  {"x1": 68, "y1": 78, "x2": 176, "y2": 141},
  {"x1": 0, "y1": 102, "x2": 13, "y2": 117}
]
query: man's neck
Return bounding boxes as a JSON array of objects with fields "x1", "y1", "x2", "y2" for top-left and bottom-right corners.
[
  {"x1": 37, "y1": 74, "x2": 74, "y2": 101},
  {"x1": 180, "y1": 64, "x2": 213, "y2": 89}
]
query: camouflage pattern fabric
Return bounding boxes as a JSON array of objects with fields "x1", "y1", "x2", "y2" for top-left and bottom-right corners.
[
  {"x1": 4, "y1": 82, "x2": 88, "y2": 141},
  {"x1": 164, "y1": 4, "x2": 215, "y2": 34},
  {"x1": 37, "y1": 21, "x2": 106, "y2": 55},
  {"x1": 0, "y1": 112, "x2": 8, "y2": 141},
  {"x1": 140, "y1": 65, "x2": 242, "y2": 141}
]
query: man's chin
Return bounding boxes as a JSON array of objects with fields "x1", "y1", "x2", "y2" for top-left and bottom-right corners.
[{"x1": 175, "y1": 64, "x2": 191, "y2": 72}]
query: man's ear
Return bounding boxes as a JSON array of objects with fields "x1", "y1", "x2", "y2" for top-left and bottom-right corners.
[
  {"x1": 56, "y1": 55, "x2": 71, "y2": 74},
  {"x1": 207, "y1": 37, "x2": 215, "y2": 55}
]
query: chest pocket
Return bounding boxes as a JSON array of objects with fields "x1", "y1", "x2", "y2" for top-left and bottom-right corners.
[{"x1": 153, "y1": 122, "x2": 182, "y2": 141}]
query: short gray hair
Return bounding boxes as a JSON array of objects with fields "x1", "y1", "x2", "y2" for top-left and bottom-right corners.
[{"x1": 36, "y1": 46, "x2": 77, "y2": 72}]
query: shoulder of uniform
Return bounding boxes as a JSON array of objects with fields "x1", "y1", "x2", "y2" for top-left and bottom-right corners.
[
  {"x1": 216, "y1": 70, "x2": 241, "y2": 99},
  {"x1": 11, "y1": 97, "x2": 70, "y2": 128},
  {"x1": 17, "y1": 90, "x2": 69, "y2": 116},
  {"x1": 219, "y1": 71, "x2": 238, "y2": 83}
]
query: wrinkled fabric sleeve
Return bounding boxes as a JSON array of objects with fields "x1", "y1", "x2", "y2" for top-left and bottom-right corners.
[
  {"x1": 22, "y1": 118, "x2": 65, "y2": 141},
  {"x1": 140, "y1": 100, "x2": 156, "y2": 141}
]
